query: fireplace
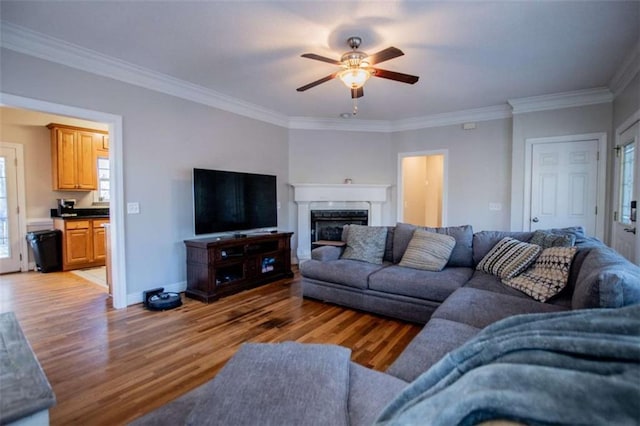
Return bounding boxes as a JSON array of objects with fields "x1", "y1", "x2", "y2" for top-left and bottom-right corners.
[
  {"x1": 310, "y1": 210, "x2": 368, "y2": 248},
  {"x1": 291, "y1": 183, "x2": 390, "y2": 260}
]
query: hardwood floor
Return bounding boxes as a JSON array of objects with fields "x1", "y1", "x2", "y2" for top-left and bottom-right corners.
[{"x1": 0, "y1": 269, "x2": 421, "y2": 425}]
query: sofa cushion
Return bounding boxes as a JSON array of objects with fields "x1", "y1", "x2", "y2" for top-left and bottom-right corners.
[
  {"x1": 399, "y1": 229, "x2": 456, "y2": 271},
  {"x1": 299, "y1": 259, "x2": 386, "y2": 290},
  {"x1": 393, "y1": 223, "x2": 474, "y2": 268},
  {"x1": 386, "y1": 318, "x2": 480, "y2": 382},
  {"x1": 348, "y1": 363, "x2": 407, "y2": 426},
  {"x1": 472, "y1": 230, "x2": 534, "y2": 265},
  {"x1": 464, "y1": 270, "x2": 530, "y2": 299},
  {"x1": 343, "y1": 225, "x2": 395, "y2": 263},
  {"x1": 476, "y1": 237, "x2": 541, "y2": 279},
  {"x1": 392, "y1": 222, "x2": 417, "y2": 263},
  {"x1": 341, "y1": 225, "x2": 388, "y2": 265},
  {"x1": 572, "y1": 245, "x2": 640, "y2": 309},
  {"x1": 503, "y1": 246, "x2": 578, "y2": 302},
  {"x1": 529, "y1": 229, "x2": 576, "y2": 248},
  {"x1": 433, "y1": 287, "x2": 567, "y2": 329},
  {"x1": 311, "y1": 245, "x2": 343, "y2": 261},
  {"x1": 368, "y1": 265, "x2": 473, "y2": 302}
]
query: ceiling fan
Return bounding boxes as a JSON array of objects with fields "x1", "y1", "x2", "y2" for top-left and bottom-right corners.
[{"x1": 296, "y1": 36, "x2": 420, "y2": 100}]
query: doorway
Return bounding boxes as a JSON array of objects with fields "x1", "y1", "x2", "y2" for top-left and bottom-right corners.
[
  {"x1": 0, "y1": 144, "x2": 26, "y2": 273},
  {"x1": 398, "y1": 150, "x2": 448, "y2": 227},
  {"x1": 0, "y1": 92, "x2": 127, "y2": 309},
  {"x1": 612, "y1": 112, "x2": 640, "y2": 265},
  {"x1": 523, "y1": 133, "x2": 607, "y2": 240}
]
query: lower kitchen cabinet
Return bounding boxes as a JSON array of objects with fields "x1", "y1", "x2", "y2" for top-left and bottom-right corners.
[{"x1": 54, "y1": 218, "x2": 110, "y2": 271}]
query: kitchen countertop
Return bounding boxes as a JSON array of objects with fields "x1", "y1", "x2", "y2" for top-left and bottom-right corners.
[
  {"x1": 50, "y1": 208, "x2": 109, "y2": 219},
  {"x1": 0, "y1": 312, "x2": 56, "y2": 424},
  {"x1": 52, "y1": 215, "x2": 110, "y2": 219}
]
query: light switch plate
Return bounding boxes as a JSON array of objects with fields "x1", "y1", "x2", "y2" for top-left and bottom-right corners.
[
  {"x1": 127, "y1": 202, "x2": 140, "y2": 214},
  {"x1": 489, "y1": 202, "x2": 502, "y2": 211}
]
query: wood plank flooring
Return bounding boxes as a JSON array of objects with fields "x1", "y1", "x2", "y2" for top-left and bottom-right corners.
[{"x1": 0, "y1": 269, "x2": 421, "y2": 425}]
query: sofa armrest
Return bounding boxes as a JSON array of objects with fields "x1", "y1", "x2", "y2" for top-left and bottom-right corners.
[{"x1": 311, "y1": 246, "x2": 343, "y2": 261}]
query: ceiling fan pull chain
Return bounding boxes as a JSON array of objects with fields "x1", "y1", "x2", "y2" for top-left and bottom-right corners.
[{"x1": 353, "y1": 98, "x2": 358, "y2": 116}]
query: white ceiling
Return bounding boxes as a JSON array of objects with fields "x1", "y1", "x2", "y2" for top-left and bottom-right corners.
[{"x1": 1, "y1": 1, "x2": 638, "y2": 122}]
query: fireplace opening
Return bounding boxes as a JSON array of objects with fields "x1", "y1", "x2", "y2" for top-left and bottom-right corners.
[{"x1": 310, "y1": 210, "x2": 368, "y2": 248}]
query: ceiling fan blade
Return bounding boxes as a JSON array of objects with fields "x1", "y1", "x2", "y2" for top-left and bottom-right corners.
[
  {"x1": 367, "y1": 47, "x2": 404, "y2": 65},
  {"x1": 351, "y1": 87, "x2": 364, "y2": 99},
  {"x1": 296, "y1": 72, "x2": 338, "y2": 92},
  {"x1": 372, "y1": 68, "x2": 419, "y2": 84},
  {"x1": 301, "y1": 53, "x2": 342, "y2": 66}
]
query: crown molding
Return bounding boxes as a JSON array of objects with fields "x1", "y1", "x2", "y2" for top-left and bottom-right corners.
[
  {"x1": 0, "y1": 21, "x2": 290, "y2": 128},
  {"x1": 288, "y1": 116, "x2": 392, "y2": 132},
  {"x1": 609, "y1": 39, "x2": 640, "y2": 97},
  {"x1": 508, "y1": 87, "x2": 614, "y2": 114},
  {"x1": 0, "y1": 22, "x2": 620, "y2": 133},
  {"x1": 390, "y1": 104, "x2": 513, "y2": 132}
]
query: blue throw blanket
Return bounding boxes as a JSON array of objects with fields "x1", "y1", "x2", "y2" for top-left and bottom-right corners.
[{"x1": 376, "y1": 304, "x2": 640, "y2": 425}]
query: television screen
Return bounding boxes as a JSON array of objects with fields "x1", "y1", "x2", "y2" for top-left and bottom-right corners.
[{"x1": 193, "y1": 168, "x2": 277, "y2": 235}]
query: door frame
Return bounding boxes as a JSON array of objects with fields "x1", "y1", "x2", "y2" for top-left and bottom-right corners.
[
  {"x1": 523, "y1": 133, "x2": 606, "y2": 240},
  {"x1": 397, "y1": 149, "x2": 449, "y2": 226},
  {"x1": 0, "y1": 142, "x2": 27, "y2": 272},
  {"x1": 612, "y1": 109, "x2": 640, "y2": 262},
  {"x1": 1, "y1": 92, "x2": 128, "y2": 309}
]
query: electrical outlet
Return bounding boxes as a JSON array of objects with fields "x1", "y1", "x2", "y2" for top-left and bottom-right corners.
[{"x1": 127, "y1": 202, "x2": 140, "y2": 214}]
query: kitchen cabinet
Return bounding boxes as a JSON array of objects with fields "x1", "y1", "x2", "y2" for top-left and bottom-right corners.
[
  {"x1": 54, "y1": 218, "x2": 110, "y2": 271},
  {"x1": 48, "y1": 123, "x2": 108, "y2": 191}
]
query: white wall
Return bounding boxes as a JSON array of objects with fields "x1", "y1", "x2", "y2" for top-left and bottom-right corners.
[
  {"x1": 287, "y1": 128, "x2": 394, "y2": 252},
  {"x1": 1, "y1": 48, "x2": 290, "y2": 297},
  {"x1": 510, "y1": 103, "x2": 613, "y2": 238},
  {"x1": 393, "y1": 118, "x2": 513, "y2": 232}
]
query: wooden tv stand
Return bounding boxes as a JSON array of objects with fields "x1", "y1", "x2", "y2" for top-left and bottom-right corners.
[{"x1": 184, "y1": 232, "x2": 294, "y2": 303}]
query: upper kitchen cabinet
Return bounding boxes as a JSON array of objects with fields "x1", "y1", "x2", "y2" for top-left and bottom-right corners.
[{"x1": 48, "y1": 123, "x2": 108, "y2": 191}]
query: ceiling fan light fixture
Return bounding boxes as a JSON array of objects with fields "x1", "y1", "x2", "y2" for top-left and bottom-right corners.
[{"x1": 339, "y1": 68, "x2": 371, "y2": 89}]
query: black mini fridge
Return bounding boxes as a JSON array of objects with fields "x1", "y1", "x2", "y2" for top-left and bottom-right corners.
[{"x1": 26, "y1": 230, "x2": 62, "y2": 272}]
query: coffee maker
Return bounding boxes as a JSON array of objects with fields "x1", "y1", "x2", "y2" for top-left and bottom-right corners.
[{"x1": 57, "y1": 199, "x2": 77, "y2": 217}]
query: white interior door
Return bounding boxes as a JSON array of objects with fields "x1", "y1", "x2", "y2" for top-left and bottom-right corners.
[
  {"x1": 529, "y1": 139, "x2": 599, "y2": 235},
  {"x1": 612, "y1": 120, "x2": 640, "y2": 264},
  {"x1": 0, "y1": 146, "x2": 22, "y2": 273}
]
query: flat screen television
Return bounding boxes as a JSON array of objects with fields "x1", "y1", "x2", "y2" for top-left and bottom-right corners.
[{"x1": 193, "y1": 168, "x2": 277, "y2": 235}]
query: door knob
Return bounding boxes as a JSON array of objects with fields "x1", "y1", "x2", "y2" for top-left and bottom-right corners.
[
  {"x1": 624, "y1": 227, "x2": 636, "y2": 234},
  {"x1": 531, "y1": 217, "x2": 539, "y2": 223}
]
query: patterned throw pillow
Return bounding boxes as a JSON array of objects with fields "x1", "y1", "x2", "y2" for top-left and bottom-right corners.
[
  {"x1": 504, "y1": 246, "x2": 578, "y2": 302},
  {"x1": 476, "y1": 237, "x2": 541, "y2": 279},
  {"x1": 399, "y1": 229, "x2": 456, "y2": 271},
  {"x1": 529, "y1": 230, "x2": 576, "y2": 248},
  {"x1": 341, "y1": 225, "x2": 388, "y2": 265}
]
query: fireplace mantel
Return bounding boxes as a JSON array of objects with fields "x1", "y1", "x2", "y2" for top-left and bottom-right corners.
[{"x1": 291, "y1": 183, "x2": 391, "y2": 260}]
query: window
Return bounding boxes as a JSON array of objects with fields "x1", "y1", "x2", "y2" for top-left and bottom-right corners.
[
  {"x1": 97, "y1": 157, "x2": 110, "y2": 203},
  {"x1": 619, "y1": 142, "x2": 635, "y2": 224}
]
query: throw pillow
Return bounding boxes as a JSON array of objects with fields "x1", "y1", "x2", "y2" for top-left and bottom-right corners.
[
  {"x1": 504, "y1": 246, "x2": 578, "y2": 302},
  {"x1": 399, "y1": 229, "x2": 456, "y2": 271},
  {"x1": 341, "y1": 225, "x2": 388, "y2": 265},
  {"x1": 476, "y1": 237, "x2": 542, "y2": 279},
  {"x1": 530, "y1": 230, "x2": 576, "y2": 248}
]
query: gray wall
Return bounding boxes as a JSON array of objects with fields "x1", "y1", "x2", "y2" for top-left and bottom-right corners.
[
  {"x1": 2, "y1": 44, "x2": 637, "y2": 302},
  {"x1": 510, "y1": 103, "x2": 613, "y2": 239},
  {"x1": 1, "y1": 48, "x2": 290, "y2": 297},
  {"x1": 393, "y1": 118, "x2": 513, "y2": 232},
  {"x1": 613, "y1": 72, "x2": 640, "y2": 129}
]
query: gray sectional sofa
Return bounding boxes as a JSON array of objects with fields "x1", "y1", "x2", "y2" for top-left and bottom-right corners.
[{"x1": 133, "y1": 224, "x2": 640, "y2": 425}]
